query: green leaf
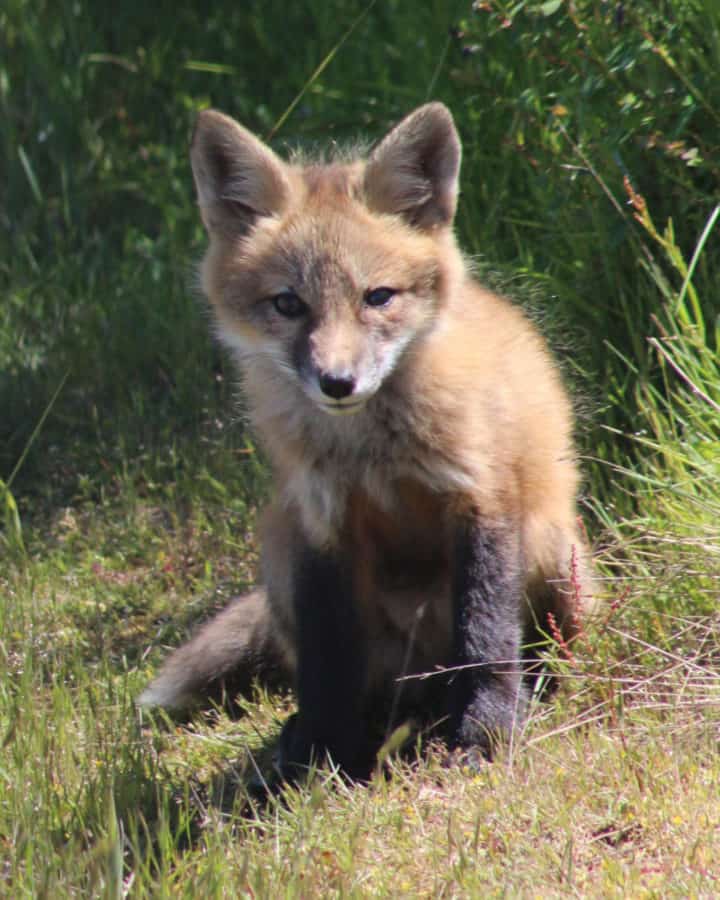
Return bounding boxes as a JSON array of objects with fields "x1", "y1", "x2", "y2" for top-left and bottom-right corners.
[{"x1": 539, "y1": 0, "x2": 563, "y2": 16}]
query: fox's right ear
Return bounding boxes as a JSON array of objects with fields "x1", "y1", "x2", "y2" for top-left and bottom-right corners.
[{"x1": 190, "y1": 111, "x2": 290, "y2": 235}]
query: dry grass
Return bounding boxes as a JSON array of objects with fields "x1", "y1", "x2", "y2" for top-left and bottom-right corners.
[{"x1": 3, "y1": 503, "x2": 718, "y2": 896}]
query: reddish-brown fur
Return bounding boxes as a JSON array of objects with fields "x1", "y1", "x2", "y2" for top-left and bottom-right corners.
[{"x1": 139, "y1": 105, "x2": 594, "y2": 766}]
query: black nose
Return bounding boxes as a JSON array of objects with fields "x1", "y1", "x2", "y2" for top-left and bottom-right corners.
[{"x1": 318, "y1": 373, "x2": 355, "y2": 399}]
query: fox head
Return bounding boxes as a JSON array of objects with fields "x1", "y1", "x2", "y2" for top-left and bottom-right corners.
[{"x1": 191, "y1": 103, "x2": 463, "y2": 416}]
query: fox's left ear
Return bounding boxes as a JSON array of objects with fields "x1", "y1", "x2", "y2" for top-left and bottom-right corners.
[{"x1": 363, "y1": 103, "x2": 461, "y2": 230}]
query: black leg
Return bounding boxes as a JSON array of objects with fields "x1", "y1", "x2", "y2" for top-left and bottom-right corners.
[
  {"x1": 448, "y1": 517, "x2": 527, "y2": 758},
  {"x1": 281, "y1": 543, "x2": 371, "y2": 779}
]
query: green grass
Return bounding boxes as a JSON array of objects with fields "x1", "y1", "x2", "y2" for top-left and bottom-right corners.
[{"x1": 2, "y1": 0, "x2": 719, "y2": 894}]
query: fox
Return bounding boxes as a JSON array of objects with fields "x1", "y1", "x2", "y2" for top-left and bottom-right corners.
[{"x1": 139, "y1": 102, "x2": 594, "y2": 780}]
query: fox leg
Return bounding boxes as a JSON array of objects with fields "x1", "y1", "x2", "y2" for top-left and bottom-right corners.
[
  {"x1": 518, "y1": 517, "x2": 595, "y2": 697},
  {"x1": 278, "y1": 543, "x2": 372, "y2": 780},
  {"x1": 523, "y1": 509, "x2": 596, "y2": 627},
  {"x1": 447, "y1": 517, "x2": 527, "y2": 759}
]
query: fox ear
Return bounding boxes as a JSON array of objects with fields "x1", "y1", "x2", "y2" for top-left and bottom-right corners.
[
  {"x1": 190, "y1": 110, "x2": 290, "y2": 235},
  {"x1": 363, "y1": 103, "x2": 461, "y2": 230}
]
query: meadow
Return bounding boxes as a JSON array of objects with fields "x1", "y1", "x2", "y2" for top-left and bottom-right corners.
[{"x1": 1, "y1": 1, "x2": 719, "y2": 895}]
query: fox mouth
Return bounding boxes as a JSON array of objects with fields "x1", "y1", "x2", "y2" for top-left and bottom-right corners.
[
  {"x1": 318, "y1": 398, "x2": 367, "y2": 416},
  {"x1": 301, "y1": 379, "x2": 373, "y2": 415}
]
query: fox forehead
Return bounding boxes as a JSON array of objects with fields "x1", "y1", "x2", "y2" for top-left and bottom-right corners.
[
  {"x1": 223, "y1": 174, "x2": 442, "y2": 303},
  {"x1": 299, "y1": 160, "x2": 363, "y2": 203}
]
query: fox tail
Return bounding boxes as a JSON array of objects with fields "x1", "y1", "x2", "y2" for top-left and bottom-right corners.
[{"x1": 138, "y1": 589, "x2": 290, "y2": 711}]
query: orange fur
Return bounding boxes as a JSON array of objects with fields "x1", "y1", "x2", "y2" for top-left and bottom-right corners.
[{"x1": 139, "y1": 104, "x2": 594, "y2": 726}]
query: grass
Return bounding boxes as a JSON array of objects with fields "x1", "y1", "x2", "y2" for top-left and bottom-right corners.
[{"x1": 2, "y1": 0, "x2": 719, "y2": 894}]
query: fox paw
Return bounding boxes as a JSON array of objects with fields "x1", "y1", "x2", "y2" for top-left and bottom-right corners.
[{"x1": 442, "y1": 745, "x2": 489, "y2": 774}]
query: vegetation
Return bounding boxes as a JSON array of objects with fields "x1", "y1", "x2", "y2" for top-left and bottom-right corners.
[{"x1": 1, "y1": 0, "x2": 718, "y2": 894}]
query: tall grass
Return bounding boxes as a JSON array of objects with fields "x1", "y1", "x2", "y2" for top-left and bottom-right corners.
[{"x1": 3, "y1": 1, "x2": 720, "y2": 495}]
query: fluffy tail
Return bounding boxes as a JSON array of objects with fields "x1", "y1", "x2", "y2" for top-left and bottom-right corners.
[{"x1": 138, "y1": 589, "x2": 291, "y2": 711}]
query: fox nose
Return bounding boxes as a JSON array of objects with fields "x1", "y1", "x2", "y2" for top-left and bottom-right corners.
[{"x1": 318, "y1": 373, "x2": 355, "y2": 400}]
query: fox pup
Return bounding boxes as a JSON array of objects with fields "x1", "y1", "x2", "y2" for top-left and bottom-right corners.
[{"x1": 140, "y1": 103, "x2": 593, "y2": 779}]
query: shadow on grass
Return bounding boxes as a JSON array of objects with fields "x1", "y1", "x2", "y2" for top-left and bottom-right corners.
[{"x1": 124, "y1": 704, "x2": 289, "y2": 854}]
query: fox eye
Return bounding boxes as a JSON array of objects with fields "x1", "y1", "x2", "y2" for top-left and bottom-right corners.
[
  {"x1": 272, "y1": 290, "x2": 307, "y2": 319},
  {"x1": 364, "y1": 287, "x2": 396, "y2": 308}
]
